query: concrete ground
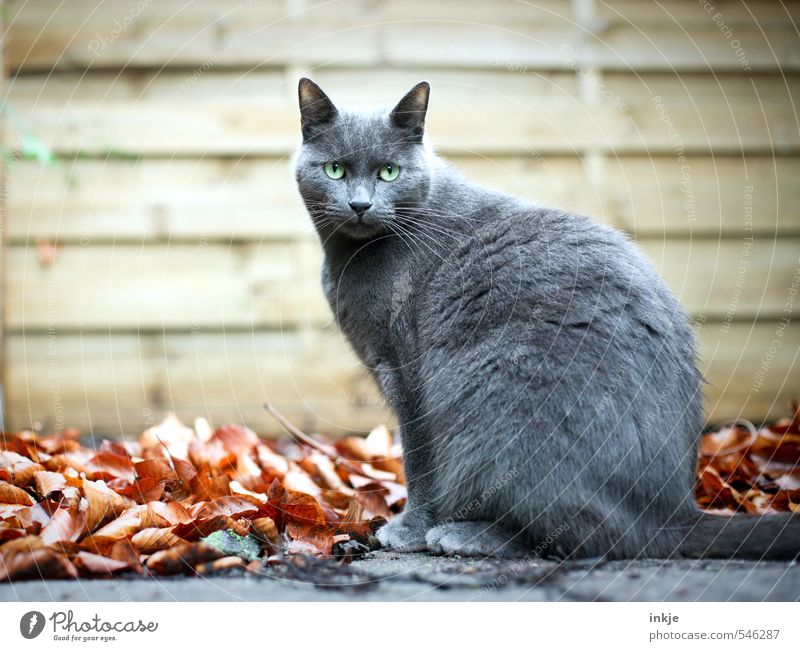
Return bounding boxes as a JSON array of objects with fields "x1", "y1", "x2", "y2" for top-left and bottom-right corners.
[{"x1": 2, "y1": 552, "x2": 799, "y2": 601}]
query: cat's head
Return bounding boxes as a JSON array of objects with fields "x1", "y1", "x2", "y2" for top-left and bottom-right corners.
[{"x1": 294, "y1": 78, "x2": 433, "y2": 240}]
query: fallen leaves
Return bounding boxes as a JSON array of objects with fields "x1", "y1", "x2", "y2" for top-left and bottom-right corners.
[
  {"x1": 4, "y1": 400, "x2": 796, "y2": 581},
  {"x1": 696, "y1": 403, "x2": 800, "y2": 514},
  {"x1": 0, "y1": 410, "x2": 406, "y2": 581}
]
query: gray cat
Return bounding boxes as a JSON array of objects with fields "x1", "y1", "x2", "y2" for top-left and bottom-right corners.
[{"x1": 293, "y1": 78, "x2": 799, "y2": 559}]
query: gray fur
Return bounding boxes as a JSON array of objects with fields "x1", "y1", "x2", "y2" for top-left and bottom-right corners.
[{"x1": 293, "y1": 78, "x2": 799, "y2": 560}]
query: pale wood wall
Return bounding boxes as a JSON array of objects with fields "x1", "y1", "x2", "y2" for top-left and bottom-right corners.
[{"x1": 2, "y1": 0, "x2": 799, "y2": 436}]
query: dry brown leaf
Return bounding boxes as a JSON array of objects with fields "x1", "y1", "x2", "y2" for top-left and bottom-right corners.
[
  {"x1": 114, "y1": 477, "x2": 166, "y2": 504},
  {"x1": 145, "y1": 542, "x2": 223, "y2": 575},
  {"x1": 169, "y1": 456, "x2": 198, "y2": 492},
  {"x1": 0, "y1": 504, "x2": 29, "y2": 520},
  {"x1": 83, "y1": 478, "x2": 136, "y2": 532},
  {"x1": 140, "y1": 413, "x2": 196, "y2": 459},
  {"x1": 256, "y1": 445, "x2": 290, "y2": 477},
  {"x1": 285, "y1": 522, "x2": 334, "y2": 556},
  {"x1": 147, "y1": 500, "x2": 194, "y2": 526},
  {"x1": 40, "y1": 507, "x2": 85, "y2": 546},
  {"x1": 213, "y1": 424, "x2": 259, "y2": 454},
  {"x1": 85, "y1": 452, "x2": 136, "y2": 483},
  {"x1": 0, "y1": 546, "x2": 77, "y2": 581},
  {"x1": 172, "y1": 515, "x2": 244, "y2": 541},
  {"x1": 73, "y1": 551, "x2": 130, "y2": 575},
  {"x1": 195, "y1": 556, "x2": 245, "y2": 575},
  {"x1": 134, "y1": 458, "x2": 177, "y2": 482},
  {"x1": 110, "y1": 538, "x2": 145, "y2": 574},
  {"x1": 251, "y1": 517, "x2": 281, "y2": 545},
  {"x1": 0, "y1": 481, "x2": 33, "y2": 506},
  {"x1": 91, "y1": 507, "x2": 142, "y2": 541},
  {"x1": 33, "y1": 471, "x2": 67, "y2": 497},
  {"x1": 197, "y1": 495, "x2": 261, "y2": 520},
  {"x1": 0, "y1": 451, "x2": 46, "y2": 487},
  {"x1": 190, "y1": 470, "x2": 230, "y2": 502},
  {"x1": 189, "y1": 440, "x2": 236, "y2": 471},
  {"x1": 131, "y1": 527, "x2": 183, "y2": 553}
]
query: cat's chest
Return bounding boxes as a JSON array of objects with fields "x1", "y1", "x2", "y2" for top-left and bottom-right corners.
[{"x1": 321, "y1": 255, "x2": 411, "y2": 359}]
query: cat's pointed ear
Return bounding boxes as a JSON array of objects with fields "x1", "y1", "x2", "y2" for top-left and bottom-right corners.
[
  {"x1": 298, "y1": 77, "x2": 338, "y2": 141},
  {"x1": 390, "y1": 81, "x2": 430, "y2": 143}
]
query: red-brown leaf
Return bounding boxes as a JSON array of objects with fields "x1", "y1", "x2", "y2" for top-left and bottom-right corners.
[
  {"x1": 147, "y1": 500, "x2": 194, "y2": 526},
  {"x1": 83, "y1": 478, "x2": 136, "y2": 532},
  {"x1": 212, "y1": 424, "x2": 259, "y2": 454},
  {"x1": 145, "y1": 542, "x2": 223, "y2": 575},
  {"x1": 0, "y1": 481, "x2": 33, "y2": 506},
  {"x1": 131, "y1": 527, "x2": 183, "y2": 553},
  {"x1": 33, "y1": 471, "x2": 67, "y2": 497},
  {"x1": 85, "y1": 452, "x2": 136, "y2": 483},
  {"x1": 0, "y1": 546, "x2": 78, "y2": 581},
  {"x1": 40, "y1": 507, "x2": 86, "y2": 546},
  {"x1": 73, "y1": 551, "x2": 130, "y2": 575},
  {"x1": 114, "y1": 477, "x2": 166, "y2": 504},
  {"x1": 197, "y1": 495, "x2": 261, "y2": 520}
]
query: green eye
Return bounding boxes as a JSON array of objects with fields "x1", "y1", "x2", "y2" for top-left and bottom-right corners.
[
  {"x1": 324, "y1": 162, "x2": 345, "y2": 179},
  {"x1": 379, "y1": 163, "x2": 400, "y2": 181}
]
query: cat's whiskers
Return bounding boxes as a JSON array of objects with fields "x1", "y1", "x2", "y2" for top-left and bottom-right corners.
[
  {"x1": 382, "y1": 221, "x2": 419, "y2": 258},
  {"x1": 388, "y1": 220, "x2": 450, "y2": 265}
]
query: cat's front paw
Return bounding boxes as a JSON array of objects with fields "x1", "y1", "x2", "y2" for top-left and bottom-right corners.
[
  {"x1": 376, "y1": 513, "x2": 429, "y2": 552},
  {"x1": 426, "y1": 521, "x2": 526, "y2": 558}
]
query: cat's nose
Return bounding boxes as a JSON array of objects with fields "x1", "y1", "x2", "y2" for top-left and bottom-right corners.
[{"x1": 348, "y1": 200, "x2": 372, "y2": 215}]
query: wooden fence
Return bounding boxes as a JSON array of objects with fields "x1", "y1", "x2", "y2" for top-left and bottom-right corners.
[{"x1": 2, "y1": 0, "x2": 799, "y2": 436}]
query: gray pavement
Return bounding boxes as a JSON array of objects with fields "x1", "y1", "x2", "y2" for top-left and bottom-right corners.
[{"x1": 2, "y1": 552, "x2": 799, "y2": 601}]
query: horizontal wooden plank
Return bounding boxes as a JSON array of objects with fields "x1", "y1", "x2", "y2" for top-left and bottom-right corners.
[
  {"x1": 5, "y1": 237, "x2": 798, "y2": 331},
  {"x1": 5, "y1": 329, "x2": 391, "y2": 436},
  {"x1": 7, "y1": 0, "x2": 799, "y2": 72},
  {"x1": 638, "y1": 239, "x2": 800, "y2": 321},
  {"x1": 7, "y1": 70, "x2": 799, "y2": 155},
  {"x1": 5, "y1": 240, "x2": 331, "y2": 329},
  {"x1": 5, "y1": 0, "x2": 382, "y2": 71},
  {"x1": 601, "y1": 155, "x2": 800, "y2": 236},
  {"x1": 460, "y1": 154, "x2": 800, "y2": 236},
  {"x1": 8, "y1": 155, "x2": 800, "y2": 243},
  {"x1": 699, "y1": 320, "x2": 800, "y2": 425},
  {"x1": 7, "y1": 158, "x2": 314, "y2": 241},
  {"x1": 594, "y1": 0, "x2": 800, "y2": 24},
  {"x1": 383, "y1": 21, "x2": 800, "y2": 73},
  {"x1": 6, "y1": 321, "x2": 797, "y2": 435}
]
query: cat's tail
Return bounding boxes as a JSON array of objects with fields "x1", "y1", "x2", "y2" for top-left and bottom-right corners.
[{"x1": 680, "y1": 511, "x2": 800, "y2": 560}]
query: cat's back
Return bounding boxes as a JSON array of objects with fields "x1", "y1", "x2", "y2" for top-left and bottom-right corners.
[{"x1": 420, "y1": 201, "x2": 686, "y2": 343}]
